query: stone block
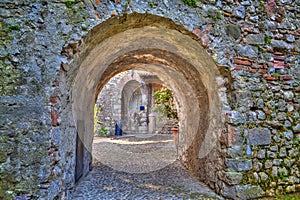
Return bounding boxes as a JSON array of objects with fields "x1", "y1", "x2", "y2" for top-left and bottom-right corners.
[
  {"x1": 232, "y1": 5, "x2": 246, "y2": 19},
  {"x1": 236, "y1": 185, "x2": 265, "y2": 199},
  {"x1": 221, "y1": 184, "x2": 237, "y2": 199},
  {"x1": 286, "y1": 185, "x2": 296, "y2": 193},
  {"x1": 51, "y1": 127, "x2": 61, "y2": 147},
  {"x1": 257, "y1": 149, "x2": 266, "y2": 159},
  {"x1": 270, "y1": 181, "x2": 277, "y2": 188},
  {"x1": 279, "y1": 147, "x2": 287, "y2": 157},
  {"x1": 276, "y1": 186, "x2": 283, "y2": 195},
  {"x1": 236, "y1": 44, "x2": 258, "y2": 58},
  {"x1": 224, "y1": 125, "x2": 238, "y2": 147},
  {"x1": 226, "y1": 159, "x2": 252, "y2": 171},
  {"x1": 246, "y1": 34, "x2": 264, "y2": 45},
  {"x1": 288, "y1": 149, "x2": 299, "y2": 157},
  {"x1": 249, "y1": 128, "x2": 271, "y2": 146},
  {"x1": 273, "y1": 159, "x2": 283, "y2": 166},
  {"x1": 293, "y1": 123, "x2": 300, "y2": 133},
  {"x1": 284, "y1": 159, "x2": 295, "y2": 167},
  {"x1": 279, "y1": 167, "x2": 288, "y2": 176},
  {"x1": 270, "y1": 145, "x2": 278, "y2": 152},
  {"x1": 225, "y1": 24, "x2": 241, "y2": 40},
  {"x1": 288, "y1": 176, "x2": 300, "y2": 184},
  {"x1": 253, "y1": 160, "x2": 263, "y2": 171},
  {"x1": 265, "y1": 160, "x2": 273, "y2": 169},
  {"x1": 224, "y1": 172, "x2": 243, "y2": 185},
  {"x1": 266, "y1": 189, "x2": 275, "y2": 197},
  {"x1": 259, "y1": 172, "x2": 269, "y2": 181},
  {"x1": 227, "y1": 111, "x2": 247, "y2": 125}
]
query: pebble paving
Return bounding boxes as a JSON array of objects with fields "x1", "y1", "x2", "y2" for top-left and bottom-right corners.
[{"x1": 70, "y1": 134, "x2": 223, "y2": 200}]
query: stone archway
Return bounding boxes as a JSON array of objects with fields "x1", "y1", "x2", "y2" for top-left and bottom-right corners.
[
  {"x1": 121, "y1": 79, "x2": 146, "y2": 133},
  {"x1": 59, "y1": 13, "x2": 225, "y2": 196}
]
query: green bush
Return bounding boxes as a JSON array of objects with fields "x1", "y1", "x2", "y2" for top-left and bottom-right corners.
[
  {"x1": 153, "y1": 88, "x2": 178, "y2": 121},
  {"x1": 97, "y1": 126, "x2": 108, "y2": 137}
]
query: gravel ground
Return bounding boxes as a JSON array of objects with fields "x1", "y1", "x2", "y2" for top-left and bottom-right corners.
[{"x1": 70, "y1": 134, "x2": 223, "y2": 200}]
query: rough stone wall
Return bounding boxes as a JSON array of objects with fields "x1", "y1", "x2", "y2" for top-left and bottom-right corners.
[
  {"x1": 95, "y1": 72, "x2": 126, "y2": 135},
  {"x1": 0, "y1": 0, "x2": 299, "y2": 199}
]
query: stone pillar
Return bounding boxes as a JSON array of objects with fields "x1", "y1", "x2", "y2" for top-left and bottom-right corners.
[
  {"x1": 148, "y1": 113, "x2": 156, "y2": 134},
  {"x1": 138, "y1": 111, "x2": 148, "y2": 134}
]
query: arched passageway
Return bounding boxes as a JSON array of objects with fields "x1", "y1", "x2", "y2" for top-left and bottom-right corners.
[
  {"x1": 59, "y1": 13, "x2": 225, "y2": 195},
  {"x1": 121, "y1": 79, "x2": 146, "y2": 133}
]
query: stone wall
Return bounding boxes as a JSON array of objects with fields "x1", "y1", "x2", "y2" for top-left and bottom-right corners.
[
  {"x1": 95, "y1": 71, "x2": 126, "y2": 135},
  {"x1": 0, "y1": 0, "x2": 299, "y2": 199}
]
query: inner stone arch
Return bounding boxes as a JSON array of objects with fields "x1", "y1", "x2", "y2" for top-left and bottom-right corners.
[
  {"x1": 63, "y1": 13, "x2": 224, "y2": 193},
  {"x1": 121, "y1": 79, "x2": 146, "y2": 134}
]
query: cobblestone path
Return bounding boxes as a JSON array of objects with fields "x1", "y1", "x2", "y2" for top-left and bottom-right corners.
[{"x1": 70, "y1": 134, "x2": 223, "y2": 200}]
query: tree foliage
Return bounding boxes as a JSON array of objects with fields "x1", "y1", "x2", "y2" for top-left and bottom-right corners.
[{"x1": 153, "y1": 88, "x2": 178, "y2": 120}]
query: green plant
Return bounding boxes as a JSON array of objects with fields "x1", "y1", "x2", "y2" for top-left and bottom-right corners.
[
  {"x1": 208, "y1": 9, "x2": 223, "y2": 21},
  {"x1": 259, "y1": 1, "x2": 265, "y2": 7},
  {"x1": 24, "y1": 21, "x2": 30, "y2": 26},
  {"x1": 64, "y1": 0, "x2": 81, "y2": 8},
  {"x1": 293, "y1": 137, "x2": 299, "y2": 141},
  {"x1": 264, "y1": 35, "x2": 272, "y2": 44},
  {"x1": 148, "y1": 1, "x2": 157, "y2": 8},
  {"x1": 253, "y1": 44, "x2": 266, "y2": 53},
  {"x1": 271, "y1": 73, "x2": 280, "y2": 77},
  {"x1": 98, "y1": 126, "x2": 108, "y2": 136},
  {"x1": 7, "y1": 24, "x2": 20, "y2": 31},
  {"x1": 182, "y1": 0, "x2": 197, "y2": 7},
  {"x1": 153, "y1": 87, "x2": 178, "y2": 121}
]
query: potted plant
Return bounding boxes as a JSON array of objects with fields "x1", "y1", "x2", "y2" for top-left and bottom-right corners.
[{"x1": 153, "y1": 87, "x2": 179, "y2": 147}]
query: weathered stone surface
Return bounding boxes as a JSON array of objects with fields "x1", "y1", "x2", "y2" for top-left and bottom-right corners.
[
  {"x1": 279, "y1": 147, "x2": 287, "y2": 157},
  {"x1": 283, "y1": 130, "x2": 293, "y2": 140},
  {"x1": 272, "y1": 166, "x2": 278, "y2": 176},
  {"x1": 227, "y1": 111, "x2": 247, "y2": 124},
  {"x1": 236, "y1": 45, "x2": 258, "y2": 58},
  {"x1": 293, "y1": 124, "x2": 300, "y2": 133},
  {"x1": 246, "y1": 34, "x2": 264, "y2": 45},
  {"x1": 236, "y1": 185, "x2": 265, "y2": 199},
  {"x1": 273, "y1": 159, "x2": 283, "y2": 166},
  {"x1": 232, "y1": 5, "x2": 246, "y2": 18},
  {"x1": 225, "y1": 24, "x2": 241, "y2": 40},
  {"x1": 249, "y1": 128, "x2": 271, "y2": 146},
  {"x1": 0, "y1": 0, "x2": 299, "y2": 199},
  {"x1": 267, "y1": 151, "x2": 276, "y2": 158},
  {"x1": 221, "y1": 184, "x2": 237, "y2": 199},
  {"x1": 226, "y1": 159, "x2": 252, "y2": 171},
  {"x1": 270, "y1": 145, "x2": 278, "y2": 152},
  {"x1": 224, "y1": 172, "x2": 243, "y2": 185},
  {"x1": 265, "y1": 160, "x2": 273, "y2": 169},
  {"x1": 257, "y1": 149, "x2": 266, "y2": 159},
  {"x1": 271, "y1": 39, "x2": 293, "y2": 50},
  {"x1": 259, "y1": 172, "x2": 268, "y2": 181}
]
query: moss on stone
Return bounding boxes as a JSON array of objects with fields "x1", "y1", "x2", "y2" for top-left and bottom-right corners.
[
  {"x1": 182, "y1": 0, "x2": 197, "y2": 7},
  {"x1": 0, "y1": 136, "x2": 9, "y2": 143}
]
